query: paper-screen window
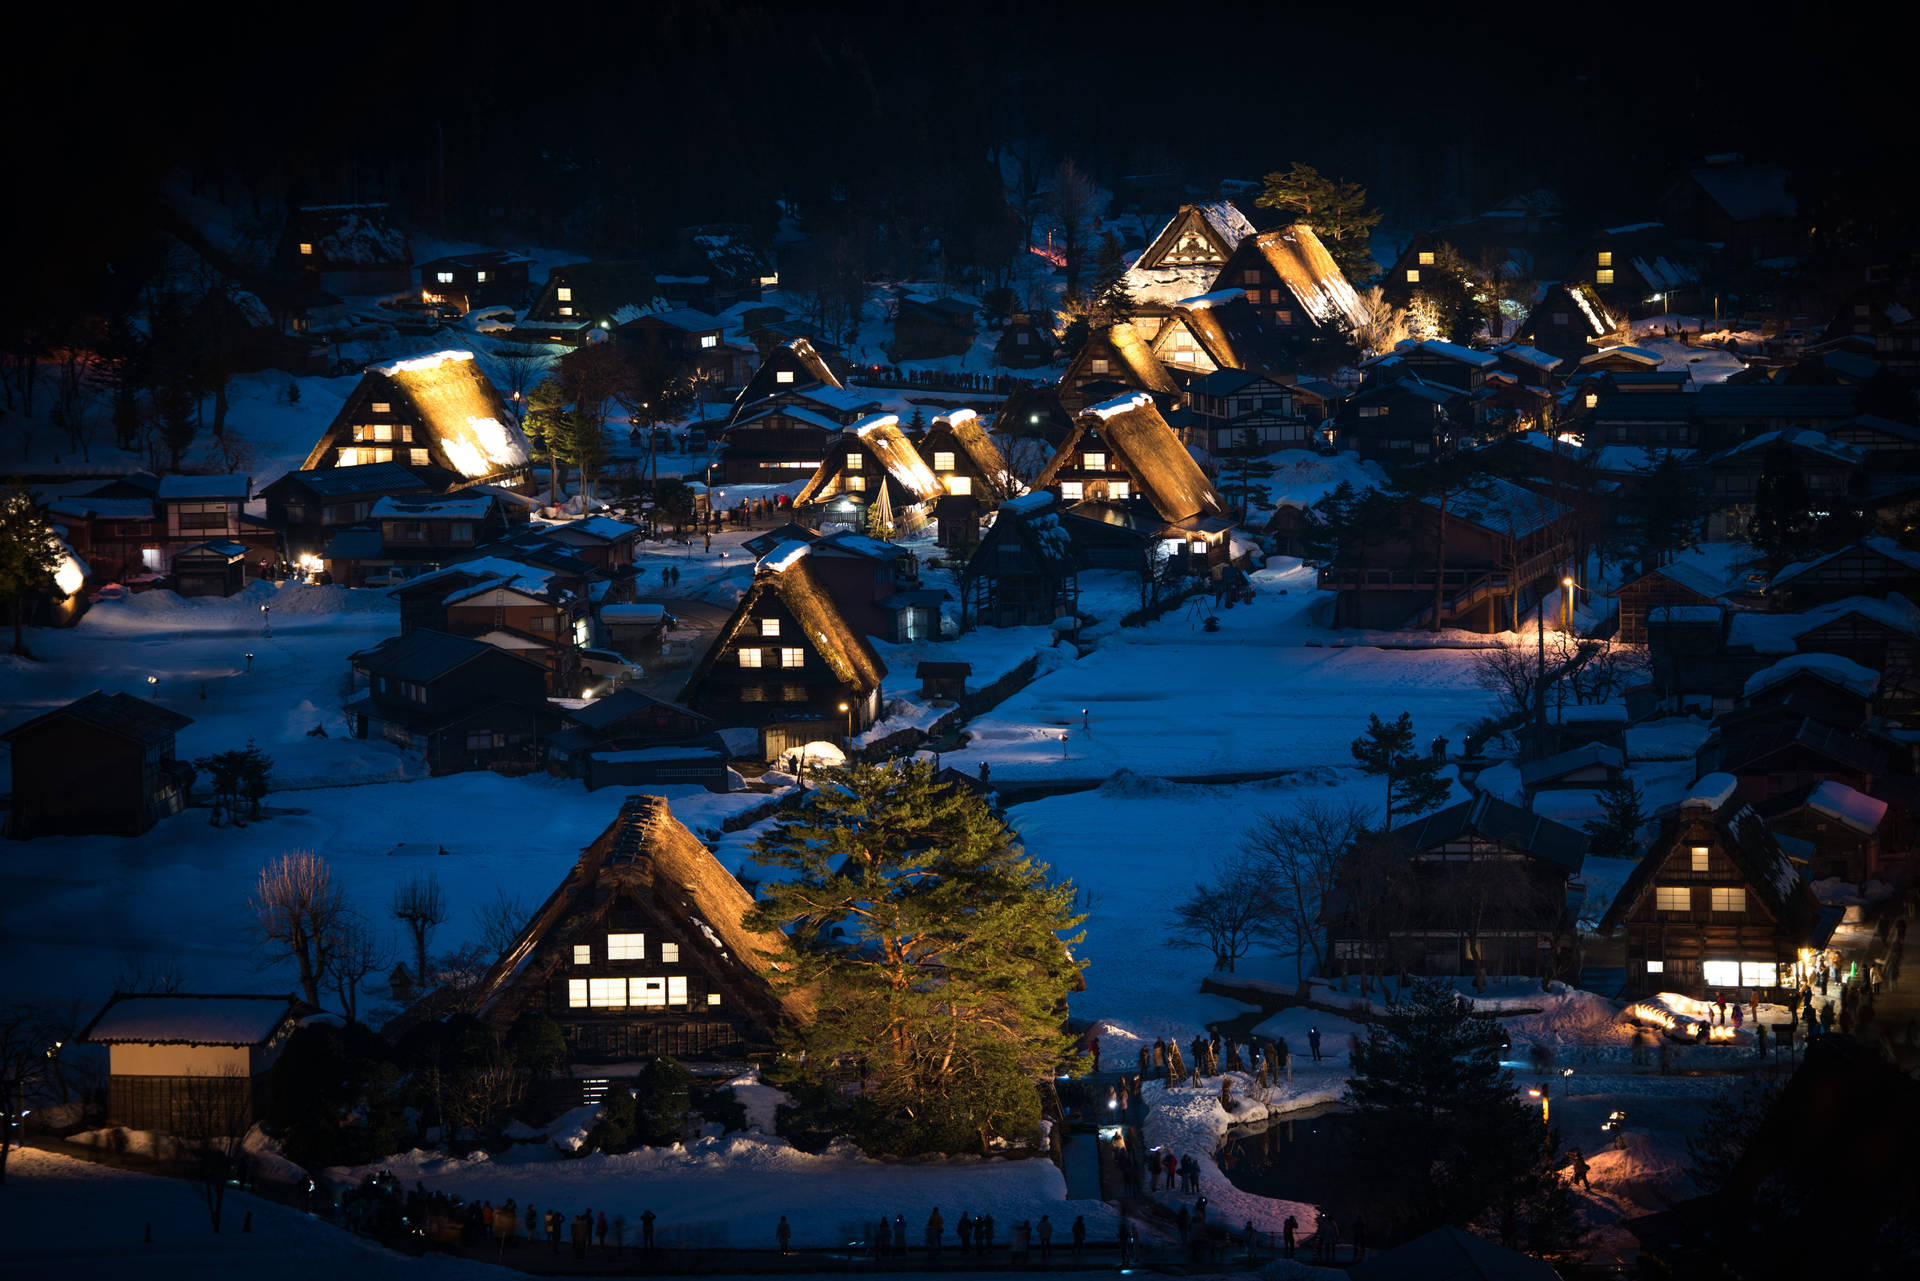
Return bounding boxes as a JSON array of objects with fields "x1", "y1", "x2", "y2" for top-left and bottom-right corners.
[
  {"x1": 588, "y1": 978, "x2": 626, "y2": 1008},
  {"x1": 668, "y1": 977, "x2": 689, "y2": 1006},
  {"x1": 607, "y1": 933, "x2": 645, "y2": 960},
  {"x1": 632, "y1": 977, "x2": 667, "y2": 1008},
  {"x1": 573, "y1": 945, "x2": 591, "y2": 965},
  {"x1": 568, "y1": 979, "x2": 588, "y2": 1008},
  {"x1": 661, "y1": 942, "x2": 680, "y2": 963}
]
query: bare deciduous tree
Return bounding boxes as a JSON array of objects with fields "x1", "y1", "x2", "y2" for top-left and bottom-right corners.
[
  {"x1": 250, "y1": 850, "x2": 346, "y2": 1007},
  {"x1": 1242, "y1": 798, "x2": 1371, "y2": 976},
  {"x1": 1333, "y1": 837, "x2": 1416, "y2": 998},
  {"x1": 390, "y1": 871, "x2": 449, "y2": 987},
  {"x1": 1165, "y1": 852, "x2": 1272, "y2": 973},
  {"x1": 475, "y1": 889, "x2": 529, "y2": 959},
  {"x1": 330, "y1": 911, "x2": 385, "y2": 1023},
  {"x1": 1474, "y1": 641, "x2": 1543, "y2": 723},
  {"x1": 0, "y1": 1004, "x2": 72, "y2": 1185},
  {"x1": 176, "y1": 1065, "x2": 251, "y2": 1232},
  {"x1": 1048, "y1": 159, "x2": 1101, "y2": 297}
]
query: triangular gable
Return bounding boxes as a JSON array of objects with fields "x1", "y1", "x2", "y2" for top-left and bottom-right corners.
[
  {"x1": 303, "y1": 351, "x2": 531, "y2": 482},
  {"x1": 1032, "y1": 394, "x2": 1225, "y2": 523},
  {"x1": 680, "y1": 557, "x2": 887, "y2": 704},
  {"x1": 924, "y1": 409, "x2": 1013, "y2": 495},
  {"x1": 1133, "y1": 203, "x2": 1254, "y2": 271},
  {"x1": 1059, "y1": 322, "x2": 1179, "y2": 405},
  {"x1": 728, "y1": 338, "x2": 844, "y2": 424},
  {"x1": 1229, "y1": 224, "x2": 1369, "y2": 330}
]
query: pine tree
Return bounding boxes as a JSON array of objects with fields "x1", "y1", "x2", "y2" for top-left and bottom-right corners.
[
  {"x1": 1088, "y1": 230, "x2": 1135, "y2": 330},
  {"x1": 746, "y1": 761, "x2": 1085, "y2": 1155},
  {"x1": 524, "y1": 379, "x2": 569, "y2": 505},
  {"x1": 1346, "y1": 979, "x2": 1568, "y2": 1243},
  {"x1": 1584, "y1": 776, "x2": 1646, "y2": 859},
  {"x1": 1254, "y1": 162, "x2": 1383, "y2": 284},
  {"x1": 1350, "y1": 712, "x2": 1451, "y2": 830},
  {"x1": 0, "y1": 487, "x2": 60, "y2": 657},
  {"x1": 1749, "y1": 441, "x2": 1817, "y2": 569},
  {"x1": 1219, "y1": 427, "x2": 1277, "y2": 519}
]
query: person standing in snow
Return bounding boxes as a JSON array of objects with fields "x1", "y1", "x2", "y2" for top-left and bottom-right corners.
[
  {"x1": 1732, "y1": 1003, "x2": 1743, "y2": 1030},
  {"x1": 1162, "y1": 1150, "x2": 1178, "y2": 1192},
  {"x1": 1756, "y1": 1022, "x2": 1769, "y2": 1058},
  {"x1": 596, "y1": 1210, "x2": 608, "y2": 1250},
  {"x1": 641, "y1": 1209, "x2": 655, "y2": 1252},
  {"x1": 1571, "y1": 1149, "x2": 1591, "y2": 1189},
  {"x1": 893, "y1": 1215, "x2": 906, "y2": 1257},
  {"x1": 980, "y1": 1213, "x2": 994, "y2": 1255},
  {"x1": 1176, "y1": 1204, "x2": 1191, "y2": 1242},
  {"x1": 958, "y1": 1210, "x2": 973, "y2": 1252},
  {"x1": 927, "y1": 1208, "x2": 944, "y2": 1256},
  {"x1": 1138, "y1": 1044, "x2": 1152, "y2": 1078},
  {"x1": 1154, "y1": 1037, "x2": 1167, "y2": 1078},
  {"x1": 1038, "y1": 1214, "x2": 1053, "y2": 1261},
  {"x1": 1308, "y1": 1027, "x2": 1322, "y2": 1062},
  {"x1": 1072, "y1": 1215, "x2": 1086, "y2": 1261},
  {"x1": 777, "y1": 1215, "x2": 792, "y2": 1254},
  {"x1": 1284, "y1": 1215, "x2": 1297, "y2": 1258}
]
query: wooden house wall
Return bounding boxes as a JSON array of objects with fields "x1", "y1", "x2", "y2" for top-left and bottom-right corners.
[
  {"x1": 1619, "y1": 819, "x2": 1798, "y2": 997},
  {"x1": 689, "y1": 595, "x2": 879, "y2": 729},
  {"x1": 6, "y1": 721, "x2": 174, "y2": 839},
  {"x1": 720, "y1": 415, "x2": 838, "y2": 484},
  {"x1": 1618, "y1": 575, "x2": 1716, "y2": 645}
]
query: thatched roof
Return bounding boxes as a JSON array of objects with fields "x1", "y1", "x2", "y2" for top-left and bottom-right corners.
[
  {"x1": 729, "y1": 337, "x2": 846, "y2": 423},
  {"x1": 791, "y1": 414, "x2": 941, "y2": 508},
  {"x1": 1031, "y1": 393, "x2": 1226, "y2": 523},
  {"x1": 1243, "y1": 224, "x2": 1369, "y2": 329},
  {"x1": 1600, "y1": 779, "x2": 1813, "y2": 932},
  {"x1": 474, "y1": 795, "x2": 804, "y2": 1032},
  {"x1": 680, "y1": 550, "x2": 887, "y2": 701},
  {"x1": 1060, "y1": 323, "x2": 1179, "y2": 409},
  {"x1": 1156, "y1": 290, "x2": 1280, "y2": 373},
  {"x1": 926, "y1": 409, "x2": 1013, "y2": 493},
  {"x1": 302, "y1": 350, "x2": 531, "y2": 482}
]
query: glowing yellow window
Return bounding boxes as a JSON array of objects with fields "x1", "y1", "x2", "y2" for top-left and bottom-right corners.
[
  {"x1": 1596, "y1": 269, "x2": 1615, "y2": 285},
  {"x1": 1418, "y1": 252, "x2": 1435, "y2": 265},
  {"x1": 1083, "y1": 452, "x2": 1105, "y2": 470},
  {"x1": 1406, "y1": 269, "x2": 1420, "y2": 283},
  {"x1": 932, "y1": 452, "x2": 955, "y2": 471},
  {"x1": 557, "y1": 286, "x2": 573, "y2": 302},
  {"x1": 1597, "y1": 252, "x2": 1613, "y2": 267},
  {"x1": 946, "y1": 475, "x2": 972, "y2": 496},
  {"x1": 298, "y1": 242, "x2": 313, "y2": 255}
]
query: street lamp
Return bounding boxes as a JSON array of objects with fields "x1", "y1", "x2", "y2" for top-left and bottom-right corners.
[
  {"x1": 1561, "y1": 576, "x2": 1576, "y2": 632},
  {"x1": 146, "y1": 675, "x2": 158, "y2": 697},
  {"x1": 260, "y1": 603, "x2": 272, "y2": 638},
  {"x1": 838, "y1": 701, "x2": 852, "y2": 742},
  {"x1": 244, "y1": 652, "x2": 254, "y2": 674},
  {"x1": 1527, "y1": 1082, "x2": 1551, "y2": 1138},
  {"x1": 1081, "y1": 707, "x2": 1089, "y2": 730}
]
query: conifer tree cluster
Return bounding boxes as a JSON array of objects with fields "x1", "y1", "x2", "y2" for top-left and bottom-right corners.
[
  {"x1": 747, "y1": 761, "x2": 1085, "y2": 1155},
  {"x1": 1255, "y1": 162, "x2": 1383, "y2": 284}
]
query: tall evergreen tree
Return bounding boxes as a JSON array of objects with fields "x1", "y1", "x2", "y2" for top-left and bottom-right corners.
[
  {"x1": 1350, "y1": 712, "x2": 1451, "y2": 830},
  {"x1": 523, "y1": 378, "x2": 569, "y2": 505},
  {"x1": 1255, "y1": 162, "x2": 1383, "y2": 284},
  {"x1": 1219, "y1": 427, "x2": 1277, "y2": 519},
  {"x1": 0, "y1": 488, "x2": 61, "y2": 657},
  {"x1": 746, "y1": 761, "x2": 1085, "y2": 1155},
  {"x1": 1584, "y1": 776, "x2": 1647, "y2": 859},
  {"x1": 1346, "y1": 979, "x2": 1586, "y2": 1262},
  {"x1": 1749, "y1": 441, "x2": 1817, "y2": 569},
  {"x1": 1621, "y1": 450, "x2": 1710, "y2": 570},
  {"x1": 1088, "y1": 230, "x2": 1136, "y2": 330}
]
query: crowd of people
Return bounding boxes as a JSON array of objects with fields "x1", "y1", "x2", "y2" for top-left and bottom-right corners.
[{"x1": 334, "y1": 1173, "x2": 660, "y2": 1259}]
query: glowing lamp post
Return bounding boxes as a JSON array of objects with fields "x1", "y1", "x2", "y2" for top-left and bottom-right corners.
[
  {"x1": 146, "y1": 675, "x2": 159, "y2": 698},
  {"x1": 244, "y1": 652, "x2": 254, "y2": 674},
  {"x1": 838, "y1": 701, "x2": 852, "y2": 742},
  {"x1": 1561, "y1": 576, "x2": 1576, "y2": 632},
  {"x1": 260, "y1": 603, "x2": 272, "y2": 638},
  {"x1": 1526, "y1": 1083, "x2": 1551, "y2": 1143}
]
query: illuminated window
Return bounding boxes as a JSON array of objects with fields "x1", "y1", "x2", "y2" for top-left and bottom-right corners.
[
  {"x1": 1406, "y1": 269, "x2": 1420, "y2": 283},
  {"x1": 846, "y1": 474, "x2": 865, "y2": 491},
  {"x1": 1245, "y1": 290, "x2": 1261, "y2": 304},
  {"x1": 668, "y1": 976, "x2": 688, "y2": 1006},
  {"x1": 573, "y1": 945, "x2": 591, "y2": 965},
  {"x1": 708, "y1": 992, "x2": 721, "y2": 1006},
  {"x1": 606, "y1": 932, "x2": 645, "y2": 960},
  {"x1": 760, "y1": 618, "x2": 781, "y2": 637},
  {"x1": 776, "y1": 370, "x2": 795, "y2": 384},
  {"x1": 700, "y1": 334, "x2": 718, "y2": 349},
  {"x1": 1060, "y1": 481, "x2": 1084, "y2": 501},
  {"x1": 588, "y1": 978, "x2": 626, "y2": 1008},
  {"x1": 846, "y1": 454, "x2": 862, "y2": 469},
  {"x1": 1089, "y1": 359, "x2": 1109, "y2": 374},
  {"x1": 299, "y1": 242, "x2": 313, "y2": 256},
  {"x1": 411, "y1": 448, "x2": 431, "y2": 467},
  {"x1": 1083, "y1": 452, "x2": 1105, "y2": 470},
  {"x1": 1242, "y1": 270, "x2": 1260, "y2": 285},
  {"x1": 1596, "y1": 269, "x2": 1615, "y2": 285},
  {"x1": 1690, "y1": 846, "x2": 1710, "y2": 872},
  {"x1": 631, "y1": 976, "x2": 667, "y2": 1008},
  {"x1": 661, "y1": 942, "x2": 680, "y2": 963},
  {"x1": 933, "y1": 452, "x2": 955, "y2": 471},
  {"x1": 1276, "y1": 310, "x2": 1293, "y2": 324},
  {"x1": 557, "y1": 286, "x2": 573, "y2": 301},
  {"x1": 780, "y1": 683, "x2": 805, "y2": 701},
  {"x1": 1418, "y1": 251, "x2": 1435, "y2": 266},
  {"x1": 780, "y1": 648, "x2": 804, "y2": 668},
  {"x1": 1190, "y1": 539, "x2": 1207, "y2": 554},
  {"x1": 1645, "y1": 960, "x2": 1664, "y2": 974},
  {"x1": 1655, "y1": 886, "x2": 1691, "y2": 912},
  {"x1": 560, "y1": 306, "x2": 573, "y2": 316},
  {"x1": 437, "y1": 272, "x2": 454, "y2": 284},
  {"x1": 946, "y1": 475, "x2": 972, "y2": 496},
  {"x1": 1173, "y1": 329, "x2": 1194, "y2": 349},
  {"x1": 1584, "y1": 393, "x2": 1598, "y2": 409},
  {"x1": 373, "y1": 424, "x2": 394, "y2": 442},
  {"x1": 1702, "y1": 960, "x2": 1739, "y2": 988},
  {"x1": 371, "y1": 402, "x2": 390, "y2": 414},
  {"x1": 1597, "y1": 252, "x2": 1613, "y2": 267},
  {"x1": 1740, "y1": 961, "x2": 1775, "y2": 987},
  {"x1": 568, "y1": 979, "x2": 588, "y2": 1008},
  {"x1": 476, "y1": 271, "x2": 487, "y2": 282},
  {"x1": 737, "y1": 648, "x2": 763, "y2": 668},
  {"x1": 1711, "y1": 888, "x2": 1745, "y2": 913},
  {"x1": 1108, "y1": 480, "x2": 1129, "y2": 499}
]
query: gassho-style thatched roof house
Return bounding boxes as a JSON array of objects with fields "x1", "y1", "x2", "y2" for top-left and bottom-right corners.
[
  {"x1": 471, "y1": 794, "x2": 803, "y2": 1061},
  {"x1": 1058, "y1": 320, "x2": 1181, "y2": 411},
  {"x1": 792, "y1": 412, "x2": 943, "y2": 529},
  {"x1": 1214, "y1": 223, "x2": 1371, "y2": 333},
  {"x1": 302, "y1": 350, "x2": 533, "y2": 486},
  {"x1": 1032, "y1": 392, "x2": 1227, "y2": 523}
]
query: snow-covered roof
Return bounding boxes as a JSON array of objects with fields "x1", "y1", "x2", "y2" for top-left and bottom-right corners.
[
  {"x1": 1728, "y1": 593, "x2": 1920, "y2": 653},
  {"x1": 1087, "y1": 391, "x2": 1154, "y2": 421},
  {"x1": 1804, "y1": 780, "x2": 1888, "y2": 834},
  {"x1": 325, "y1": 350, "x2": 531, "y2": 482},
  {"x1": 562, "y1": 516, "x2": 642, "y2": 542},
  {"x1": 372, "y1": 494, "x2": 493, "y2": 520},
  {"x1": 1422, "y1": 476, "x2": 1567, "y2": 538},
  {"x1": 1773, "y1": 536, "x2": 1920, "y2": 589},
  {"x1": 47, "y1": 496, "x2": 154, "y2": 521},
  {"x1": 1689, "y1": 162, "x2": 1797, "y2": 223},
  {"x1": 761, "y1": 540, "x2": 812, "y2": 573},
  {"x1": 1632, "y1": 255, "x2": 1699, "y2": 292},
  {"x1": 1742, "y1": 652, "x2": 1880, "y2": 701},
  {"x1": 591, "y1": 745, "x2": 722, "y2": 763},
  {"x1": 1681, "y1": 773, "x2": 1739, "y2": 811},
  {"x1": 1403, "y1": 338, "x2": 1499, "y2": 368},
  {"x1": 155, "y1": 474, "x2": 249, "y2": 501},
  {"x1": 1709, "y1": 428, "x2": 1864, "y2": 467},
  {"x1": 1248, "y1": 225, "x2": 1369, "y2": 330},
  {"x1": 82, "y1": 993, "x2": 302, "y2": 1046},
  {"x1": 1495, "y1": 343, "x2": 1562, "y2": 372},
  {"x1": 849, "y1": 414, "x2": 941, "y2": 499},
  {"x1": 1604, "y1": 221, "x2": 1665, "y2": 236},
  {"x1": 999, "y1": 490, "x2": 1057, "y2": 516},
  {"x1": 1172, "y1": 288, "x2": 1248, "y2": 311},
  {"x1": 1647, "y1": 559, "x2": 1736, "y2": 601},
  {"x1": 732, "y1": 402, "x2": 843, "y2": 432},
  {"x1": 1578, "y1": 344, "x2": 1659, "y2": 369}
]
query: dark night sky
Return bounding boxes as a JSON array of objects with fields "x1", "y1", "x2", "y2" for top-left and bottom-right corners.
[{"x1": 10, "y1": 0, "x2": 1904, "y2": 311}]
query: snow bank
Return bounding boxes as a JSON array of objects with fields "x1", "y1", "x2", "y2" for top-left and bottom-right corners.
[{"x1": 1139, "y1": 1074, "x2": 1337, "y2": 1234}]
